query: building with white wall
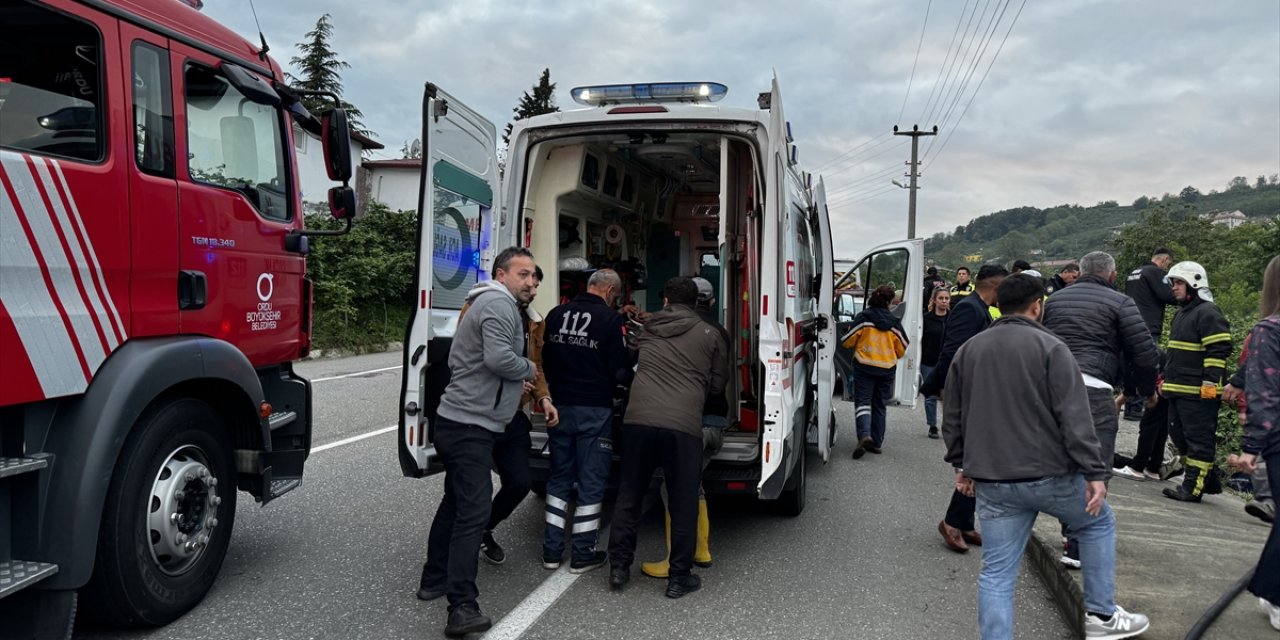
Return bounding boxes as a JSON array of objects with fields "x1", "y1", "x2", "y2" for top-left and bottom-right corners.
[
  {"x1": 292, "y1": 123, "x2": 384, "y2": 213},
  {"x1": 361, "y1": 158, "x2": 423, "y2": 213}
]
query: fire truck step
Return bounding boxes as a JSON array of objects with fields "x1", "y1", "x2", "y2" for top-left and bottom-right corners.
[
  {"x1": 269, "y1": 478, "x2": 301, "y2": 499},
  {"x1": 267, "y1": 411, "x2": 298, "y2": 431},
  {"x1": 0, "y1": 560, "x2": 58, "y2": 599},
  {"x1": 0, "y1": 457, "x2": 48, "y2": 480}
]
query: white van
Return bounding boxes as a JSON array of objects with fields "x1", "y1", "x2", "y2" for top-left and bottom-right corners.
[{"x1": 397, "y1": 79, "x2": 919, "y2": 515}]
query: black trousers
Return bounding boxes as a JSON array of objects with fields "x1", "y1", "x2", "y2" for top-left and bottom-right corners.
[
  {"x1": 488, "y1": 411, "x2": 533, "y2": 531},
  {"x1": 422, "y1": 418, "x2": 497, "y2": 609},
  {"x1": 1169, "y1": 396, "x2": 1220, "y2": 463},
  {"x1": 608, "y1": 424, "x2": 702, "y2": 577},
  {"x1": 944, "y1": 489, "x2": 976, "y2": 532},
  {"x1": 1129, "y1": 395, "x2": 1170, "y2": 473},
  {"x1": 1086, "y1": 387, "x2": 1119, "y2": 474},
  {"x1": 1249, "y1": 450, "x2": 1280, "y2": 603}
]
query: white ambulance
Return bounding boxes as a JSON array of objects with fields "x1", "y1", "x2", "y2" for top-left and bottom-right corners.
[{"x1": 398, "y1": 79, "x2": 921, "y2": 515}]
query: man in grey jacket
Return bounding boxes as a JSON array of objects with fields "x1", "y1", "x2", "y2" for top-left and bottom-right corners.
[
  {"x1": 943, "y1": 274, "x2": 1150, "y2": 640},
  {"x1": 608, "y1": 277, "x2": 727, "y2": 599},
  {"x1": 422, "y1": 247, "x2": 539, "y2": 637}
]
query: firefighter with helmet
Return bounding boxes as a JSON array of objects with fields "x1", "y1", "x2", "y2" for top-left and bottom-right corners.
[{"x1": 1160, "y1": 261, "x2": 1233, "y2": 502}]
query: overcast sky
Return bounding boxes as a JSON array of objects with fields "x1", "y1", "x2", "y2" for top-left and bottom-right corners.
[{"x1": 205, "y1": 0, "x2": 1279, "y2": 259}]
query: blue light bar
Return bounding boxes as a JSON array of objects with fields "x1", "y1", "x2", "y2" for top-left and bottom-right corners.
[{"x1": 571, "y1": 82, "x2": 728, "y2": 106}]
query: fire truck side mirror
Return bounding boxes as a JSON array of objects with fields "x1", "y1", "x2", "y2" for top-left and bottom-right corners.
[
  {"x1": 328, "y1": 186, "x2": 356, "y2": 221},
  {"x1": 322, "y1": 108, "x2": 353, "y2": 183}
]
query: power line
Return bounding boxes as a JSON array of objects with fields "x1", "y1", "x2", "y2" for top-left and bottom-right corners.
[
  {"x1": 823, "y1": 165, "x2": 904, "y2": 198},
  {"x1": 924, "y1": 0, "x2": 1013, "y2": 160},
  {"x1": 923, "y1": 0, "x2": 1027, "y2": 172},
  {"x1": 923, "y1": 0, "x2": 996, "y2": 129},
  {"x1": 827, "y1": 184, "x2": 901, "y2": 208},
  {"x1": 822, "y1": 139, "x2": 910, "y2": 180},
  {"x1": 921, "y1": 0, "x2": 986, "y2": 127},
  {"x1": 916, "y1": 0, "x2": 972, "y2": 125},
  {"x1": 812, "y1": 131, "x2": 894, "y2": 173},
  {"x1": 897, "y1": 0, "x2": 934, "y2": 125}
]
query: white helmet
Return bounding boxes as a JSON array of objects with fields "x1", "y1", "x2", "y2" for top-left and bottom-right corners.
[{"x1": 1166, "y1": 261, "x2": 1209, "y2": 290}]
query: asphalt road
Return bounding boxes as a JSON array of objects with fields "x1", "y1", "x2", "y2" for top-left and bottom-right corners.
[{"x1": 75, "y1": 352, "x2": 1071, "y2": 640}]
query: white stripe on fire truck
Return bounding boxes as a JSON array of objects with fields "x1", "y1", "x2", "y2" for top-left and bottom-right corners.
[
  {"x1": 0, "y1": 160, "x2": 87, "y2": 397},
  {"x1": 0, "y1": 153, "x2": 104, "y2": 373},
  {"x1": 33, "y1": 157, "x2": 119, "y2": 352},
  {"x1": 49, "y1": 159, "x2": 126, "y2": 343}
]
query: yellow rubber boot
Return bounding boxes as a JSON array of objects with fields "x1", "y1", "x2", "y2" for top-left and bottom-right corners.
[
  {"x1": 694, "y1": 499, "x2": 712, "y2": 567},
  {"x1": 641, "y1": 513, "x2": 671, "y2": 578}
]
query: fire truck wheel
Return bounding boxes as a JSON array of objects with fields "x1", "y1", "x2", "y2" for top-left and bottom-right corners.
[{"x1": 81, "y1": 397, "x2": 237, "y2": 627}]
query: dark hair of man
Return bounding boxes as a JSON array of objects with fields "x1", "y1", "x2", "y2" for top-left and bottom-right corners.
[
  {"x1": 664, "y1": 276, "x2": 699, "y2": 307},
  {"x1": 1061, "y1": 263, "x2": 1080, "y2": 274},
  {"x1": 997, "y1": 274, "x2": 1046, "y2": 315},
  {"x1": 1153, "y1": 247, "x2": 1173, "y2": 259},
  {"x1": 956, "y1": 266, "x2": 971, "y2": 275},
  {"x1": 492, "y1": 246, "x2": 535, "y2": 278},
  {"x1": 927, "y1": 266, "x2": 938, "y2": 276},
  {"x1": 868, "y1": 285, "x2": 896, "y2": 309},
  {"x1": 535, "y1": 265, "x2": 544, "y2": 282},
  {"x1": 1012, "y1": 259, "x2": 1032, "y2": 272},
  {"x1": 975, "y1": 264, "x2": 1009, "y2": 285}
]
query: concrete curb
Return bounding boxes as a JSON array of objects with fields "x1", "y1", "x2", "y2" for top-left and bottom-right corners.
[
  {"x1": 1027, "y1": 525, "x2": 1085, "y2": 639},
  {"x1": 305, "y1": 341, "x2": 402, "y2": 361}
]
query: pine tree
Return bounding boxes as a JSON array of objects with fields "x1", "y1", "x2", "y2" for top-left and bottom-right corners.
[
  {"x1": 287, "y1": 14, "x2": 371, "y2": 137},
  {"x1": 503, "y1": 68, "x2": 559, "y2": 145}
]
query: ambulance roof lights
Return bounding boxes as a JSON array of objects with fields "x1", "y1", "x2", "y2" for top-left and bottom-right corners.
[{"x1": 571, "y1": 82, "x2": 728, "y2": 106}]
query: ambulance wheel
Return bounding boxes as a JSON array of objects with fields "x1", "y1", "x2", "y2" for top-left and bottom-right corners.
[
  {"x1": 82, "y1": 397, "x2": 237, "y2": 627},
  {"x1": 829, "y1": 408, "x2": 838, "y2": 449},
  {"x1": 777, "y1": 447, "x2": 807, "y2": 517}
]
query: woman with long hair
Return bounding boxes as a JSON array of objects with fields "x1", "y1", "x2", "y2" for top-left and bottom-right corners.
[
  {"x1": 1229, "y1": 254, "x2": 1280, "y2": 631},
  {"x1": 921, "y1": 287, "x2": 951, "y2": 439},
  {"x1": 842, "y1": 285, "x2": 909, "y2": 458}
]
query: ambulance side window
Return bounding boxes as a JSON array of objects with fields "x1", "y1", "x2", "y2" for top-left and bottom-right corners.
[
  {"x1": 132, "y1": 42, "x2": 174, "y2": 177},
  {"x1": 183, "y1": 64, "x2": 290, "y2": 221},
  {"x1": 0, "y1": 3, "x2": 103, "y2": 162}
]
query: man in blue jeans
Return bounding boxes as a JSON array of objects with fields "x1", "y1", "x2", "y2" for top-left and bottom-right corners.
[
  {"x1": 943, "y1": 274, "x2": 1150, "y2": 640},
  {"x1": 541, "y1": 269, "x2": 630, "y2": 573}
]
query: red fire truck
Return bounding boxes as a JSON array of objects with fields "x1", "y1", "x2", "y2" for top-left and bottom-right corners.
[{"x1": 0, "y1": 0, "x2": 354, "y2": 635}]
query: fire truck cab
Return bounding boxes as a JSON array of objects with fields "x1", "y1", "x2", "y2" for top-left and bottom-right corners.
[{"x1": 0, "y1": 0, "x2": 353, "y2": 635}]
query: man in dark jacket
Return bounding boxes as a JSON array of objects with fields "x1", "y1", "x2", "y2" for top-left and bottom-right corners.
[
  {"x1": 541, "y1": 269, "x2": 629, "y2": 574},
  {"x1": 1045, "y1": 263, "x2": 1079, "y2": 296},
  {"x1": 608, "y1": 277, "x2": 727, "y2": 598},
  {"x1": 943, "y1": 274, "x2": 1150, "y2": 640},
  {"x1": 922, "y1": 264, "x2": 1007, "y2": 552},
  {"x1": 1122, "y1": 248, "x2": 1178, "y2": 420}
]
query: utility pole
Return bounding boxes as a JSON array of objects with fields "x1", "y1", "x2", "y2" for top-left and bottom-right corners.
[{"x1": 893, "y1": 124, "x2": 937, "y2": 239}]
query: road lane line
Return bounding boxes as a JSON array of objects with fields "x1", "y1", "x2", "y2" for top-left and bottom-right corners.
[
  {"x1": 311, "y1": 365, "x2": 401, "y2": 383},
  {"x1": 482, "y1": 526, "x2": 611, "y2": 640},
  {"x1": 312, "y1": 425, "x2": 397, "y2": 453}
]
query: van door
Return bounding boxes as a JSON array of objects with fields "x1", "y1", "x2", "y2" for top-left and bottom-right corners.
[
  {"x1": 812, "y1": 180, "x2": 835, "y2": 462},
  {"x1": 837, "y1": 238, "x2": 924, "y2": 406},
  {"x1": 757, "y1": 76, "x2": 792, "y2": 499},
  {"x1": 399, "y1": 84, "x2": 501, "y2": 477}
]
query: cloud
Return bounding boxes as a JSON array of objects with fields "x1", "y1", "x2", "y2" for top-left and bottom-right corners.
[{"x1": 203, "y1": 0, "x2": 1279, "y2": 258}]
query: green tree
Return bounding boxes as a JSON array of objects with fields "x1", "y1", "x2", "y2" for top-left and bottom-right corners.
[
  {"x1": 503, "y1": 68, "x2": 559, "y2": 145},
  {"x1": 1133, "y1": 195, "x2": 1150, "y2": 210},
  {"x1": 993, "y1": 230, "x2": 1033, "y2": 264},
  {"x1": 287, "y1": 14, "x2": 371, "y2": 136},
  {"x1": 1180, "y1": 185, "x2": 1201, "y2": 203},
  {"x1": 400, "y1": 138, "x2": 422, "y2": 159},
  {"x1": 1227, "y1": 176, "x2": 1251, "y2": 192}
]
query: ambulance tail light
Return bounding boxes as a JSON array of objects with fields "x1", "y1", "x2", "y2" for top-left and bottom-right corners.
[{"x1": 571, "y1": 82, "x2": 727, "y2": 106}]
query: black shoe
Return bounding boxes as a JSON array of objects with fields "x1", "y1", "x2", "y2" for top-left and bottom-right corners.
[
  {"x1": 609, "y1": 566, "x2": 630, "y2": 590},
  {"x1": 480, "y1": 531, "x2": 505, "y2": 565},
  {"x1": 542, "y1": 551, "x2": 562, "y2": 570},
  {"x1": 852, "y1": 436, "x2": 872, "y2": 459},
  {"x1": 416, "y1": 586, "x2": 445, "y2": 602},
  {"x1": 867, "y1": 444, "x2": 883, "y2": 454},
  {"x1": 927, "y1": 427, "x2": 940, "y2": 439},
  {"x1": 1163, "y1": 485, "x2": 1202, "y2": 502},
  {"x1": 665, "y1": 574, "x2": 702, "y2": 599},
  {"x1": 444, "y1": 604, "x2": 491, "y2": 637},
  {"x1": 570, "y1": 551, "x2": 608, "y2": 574}
]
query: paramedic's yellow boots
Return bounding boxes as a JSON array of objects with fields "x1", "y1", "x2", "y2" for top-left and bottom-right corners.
[{"x1": 641, "y1": 500, "x2": 712, "y2": 578}]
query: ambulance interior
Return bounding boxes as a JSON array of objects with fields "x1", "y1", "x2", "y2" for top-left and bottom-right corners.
[{"x1": 520, "y1": 132, "x2": 763, "y2": 459}]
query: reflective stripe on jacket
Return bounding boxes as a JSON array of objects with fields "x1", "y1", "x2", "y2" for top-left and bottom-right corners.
[{"x1": 1163, "y1": 297, "x2": 1232, "y2": 396}]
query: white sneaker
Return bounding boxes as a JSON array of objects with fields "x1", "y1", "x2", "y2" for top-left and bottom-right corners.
[
  {"x1": 1142, "y1": 470, "x2": 1162, "y2": 481},
  {"x1": 1261, "y1": 598, "x2": 1280, "y2": 631},
  {"x1": 1112, "y1": 466, "x2": 1145, "y2": 481},
  {"x1": 1085, "y1": 605, "x2": 1150, "y2": 639}
]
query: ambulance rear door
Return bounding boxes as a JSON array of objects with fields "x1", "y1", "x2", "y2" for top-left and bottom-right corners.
[{"x1": 812, "y1": 179, "x2": 836, "y2": 462}]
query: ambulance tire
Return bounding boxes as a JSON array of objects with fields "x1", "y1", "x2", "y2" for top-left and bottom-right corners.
[
  {"x1": 829, "y1": 408, "x2": 838, "y2": 449},
  {"x1": 776, "y1": 447, "x2": 807, "y2": 517},
  {"x1": 82, "y1": 397, "x2": 237, "y2": 627}
]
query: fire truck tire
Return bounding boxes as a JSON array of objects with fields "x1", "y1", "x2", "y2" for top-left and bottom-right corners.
[
  {"x1": 81, "y1": 397, "x2": 237, "y2": 627},
  {"x1": 776, "y1": 445, "x2": 807, "y2": 517},
  {"x1": 0, "y1": 589, "x2": 75, "y2": 640}
]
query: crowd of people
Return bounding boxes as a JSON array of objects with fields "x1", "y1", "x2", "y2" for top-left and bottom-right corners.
[{"x1": 896, "y1": 249, "x2": 1280, "y2": 638}]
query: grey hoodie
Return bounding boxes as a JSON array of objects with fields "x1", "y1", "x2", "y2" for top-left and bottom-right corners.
[{"x1": 437, "y1": 280, "x2": 536, "y2": 433}]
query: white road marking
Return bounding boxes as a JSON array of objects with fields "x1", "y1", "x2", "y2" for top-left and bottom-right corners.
[
  {"x1": 481, "y1": 530, "x2": 610, "y2": 640},
  {"x1": 311, "y1": 365, "x2": 401, "y2": 383},
  {"x1": 312, "y1": 425, "x2": 397, "y2": 453}
]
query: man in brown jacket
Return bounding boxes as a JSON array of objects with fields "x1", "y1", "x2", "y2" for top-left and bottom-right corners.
[{"x1": 607, "y1": 277, "x2": 727, "y2": 598}]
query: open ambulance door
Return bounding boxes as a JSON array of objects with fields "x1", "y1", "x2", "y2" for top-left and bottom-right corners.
[
  {"x1": 838, "y1": 238, "x2": 925, "y2": 408},
  {"x1": 812, "y1": 179, "x2": 836, "y2": 463},
  {"x1": 398, "y1": 83, "x2": 502, "y2": 478}
]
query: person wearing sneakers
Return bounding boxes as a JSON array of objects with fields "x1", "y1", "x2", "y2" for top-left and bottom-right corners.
[
  {"x1": 1160, "y1": 261, "x2": 1233, "y2": 503},
  {"x1": 920, "y1": 287, "x2": 951, "y2": 439},
  {"x1": 540, "y1": 269, "x2": 630, "y2": 574},
  {"x1": 1227, "y1": 254, "x2": 1280, "y2": 631},
  {"x1": 608, "y1": 277, "x2": 727, "y2": 598},
  {"x1": 943, "y1": 274, "x2": 1151, "y2": 640},
  {"x1": 843, "y1": 285, "x2": 909, "y2": 458},
  {"x1": 923, "y1": 264, "x2": 1008, "y2": 553},
  {"x1": 1042, "y1": 252, "x2": 1160, "y2": 569},
  {"x1": 640, "y1": 277, "x2": 727, "y2": 580},
  {"x1": 1223, "y1": 330, "x2": 1276, "y2": 524}
]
